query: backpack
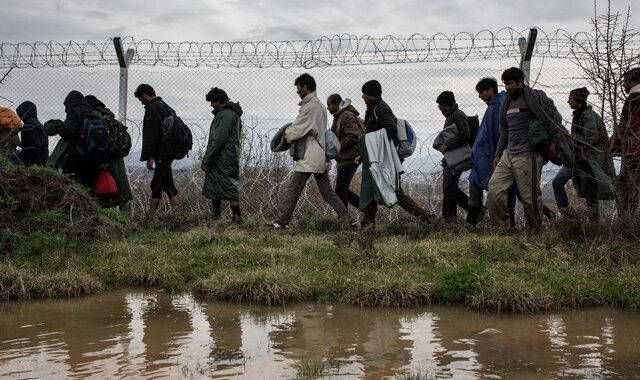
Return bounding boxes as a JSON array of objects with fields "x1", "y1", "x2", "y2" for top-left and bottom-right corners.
[
  {"x1": 79, "y1": 114, "x2": 109, "y2": 157},
  {"x1": 324, "y1": 129, "x2": 341, "y2": 160},
  {"x1": 162, "y1": 107, "x2": 193, "y2": 160},
  {"x1": 396, "y1": 119, "x2": 417, "y2": 158},
  {"x1": 467, "y1": 115, "x2": 479, "y2": 146},
  {"x1": 103, "y1": 115, "x2": 131, "y2": 158},
  {"x1": 372, "y1": 106, "x2": 417, "y2": 158}
]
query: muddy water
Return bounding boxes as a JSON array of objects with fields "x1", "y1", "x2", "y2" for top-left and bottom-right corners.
[{"x1": 1, "y1": 291, "x2": 639, "y2": 379}]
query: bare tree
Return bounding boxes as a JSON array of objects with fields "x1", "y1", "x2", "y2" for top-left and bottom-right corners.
[{"x1": 570, "y1": 0, "x2": 639, "y2": 129}]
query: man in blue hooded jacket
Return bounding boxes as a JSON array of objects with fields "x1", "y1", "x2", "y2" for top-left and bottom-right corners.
[{"x1": 467, "y1": 78, "x2": 507, "y2": 225}]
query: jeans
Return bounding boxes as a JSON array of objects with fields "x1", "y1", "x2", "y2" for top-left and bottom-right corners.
[
  {"x1": 335, "y1": 163, "x2": 360, "y2": 209},
  {"x1": 442, "y1": 164, "x2": 469, "y2": 220},
  {"x1": 552, "y1": 165, "x2": 573, "y2": 209}
]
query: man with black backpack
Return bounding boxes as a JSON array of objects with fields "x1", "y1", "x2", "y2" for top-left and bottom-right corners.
[
  {"x1": 434, "y1": 90, "x2": 471, "y2": 222},
  {"x1": 134, "y1": 84, "x2": 182, "y2": 219}
]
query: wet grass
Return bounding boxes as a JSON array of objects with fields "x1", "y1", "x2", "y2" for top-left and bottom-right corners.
[
  {"x1": 3, "y1": 214, "x2": 640, "y2": 314},
  {"x1": 294, "y1": 359, "x2": 327, "y2": 379},
  {"x1": 3, "y1": 161, "x2": 640, "y2": 312}
]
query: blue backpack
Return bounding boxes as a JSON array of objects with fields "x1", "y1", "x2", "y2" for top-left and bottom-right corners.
[{"x1": 79, "y1": 114, "x2": 109, "y2": 157}]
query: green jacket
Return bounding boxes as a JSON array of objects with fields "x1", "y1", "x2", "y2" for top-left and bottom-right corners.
[
  {"x1": 571, "y1": 105, "x2": 615, "y2": 200},
  {"x1": 202, "y1": 101, "x2": 243, "y2": 201}
]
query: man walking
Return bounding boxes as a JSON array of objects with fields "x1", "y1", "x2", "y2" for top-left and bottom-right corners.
[
  {"x1": 434, "y1": 90, "x2": 470, "y2": 222},
  {"x1": 359, "y1": 79, "x2": 433, "y2": 226},
  {"x1": 486, "y1": 67, "x2": 563, "y2": 230},
  {"x1": 554, "y1": 87, "x2": 613, "y2": 220},
  {"x1": 270, "y1": 73, "x2": 348, "y2": 229},
  {"x1": 327, "y1": 93, "x2": 363, "y2": 209},
  {"x1": 466, "y1": 78, "x2": 512, "y2": 225},
  {"x1": 201, "y1": 87, "x2": 244, "y2": 222},
  {"x1": 134, "y1": 84, "x2": 181, "y2": 219},
  {"x1": 610, "y1": 68, "x2": 640, "y2": 217}
]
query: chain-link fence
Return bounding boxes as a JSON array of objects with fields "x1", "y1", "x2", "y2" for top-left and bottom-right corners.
[{"x1": 1, "y1": 29, "x2": 638, "y2": 220}]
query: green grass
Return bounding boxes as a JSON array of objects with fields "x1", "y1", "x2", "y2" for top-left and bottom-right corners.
[{"x1": 3, "y1": 215, "x2": 640, "y2": 314}]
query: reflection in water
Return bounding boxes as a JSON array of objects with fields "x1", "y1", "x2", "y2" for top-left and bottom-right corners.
[{"x1": 1, "y1": 290, "x2": 640, "y2": 378}]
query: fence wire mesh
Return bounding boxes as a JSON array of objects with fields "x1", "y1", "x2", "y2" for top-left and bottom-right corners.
[{"x1": 1, "y1": 29, "x2": 637, "y2": 221}]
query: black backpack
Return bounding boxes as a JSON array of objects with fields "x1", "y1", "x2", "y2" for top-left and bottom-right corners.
[
  {"x1": 79, "y1": 113, "x2": 109, "y2": 157},
  {"x1": 162, "y1": 107, "x2": 193, "y2": 160},
  {"x1": 467, "y1": 115, "x2": 480, "y2": 146},
  {"x1": 103, "y1": 115, "x2": 132, "y2": 158}
]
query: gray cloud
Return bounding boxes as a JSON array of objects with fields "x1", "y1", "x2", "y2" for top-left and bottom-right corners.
[{"x1": 0, "y1": 0, "x2": 635, "y2": 43}]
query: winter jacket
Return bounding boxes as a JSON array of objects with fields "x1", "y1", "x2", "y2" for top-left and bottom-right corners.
[
  {"x1": 497, "y1": 86, "x2": 566, "y2": 164},
  {"x1": 16, "y1": 101, "x2": 48, "y2": 166},
  {"x1": 469, "y1": 91, "x2": 506, "y2": 190},
  {"x1": 570, "y1": 105, "x2": 614, "y2": 200},
  {"x1": 202, "y1": 101, "x2": 243, "y2": 201},
  {"x1": 433, "y1": 124, "x2": 472, "y2": 173},
  {"x1": 330, "y1": 99, "x2": 363, "y2": 167},
  {"x1": 440, "y1": 104, "x2": 470, "y2": 150},
  {"x1": 610, "y1": 85, "x2": 640, "y2": 159},
  {"x1": 363, "y1": 98, "x2": 397, "y2": 144},
  {"x1": 88, "y1": 100, "x2": 133, "y2": 206},
  {"x1": 140, "y1": 97, "x2": 171, "y2": 161},
  {"x1": 284, "y1": 91, "x2": 328, "y2": 173},
  {"x1": 59, "y1": 91, "x2": 96, "y2": 185}
]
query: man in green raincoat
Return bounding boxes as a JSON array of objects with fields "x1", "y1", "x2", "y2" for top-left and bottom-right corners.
[{"x1": 201, "y1": 87, "x2": 243, "y2": 222}]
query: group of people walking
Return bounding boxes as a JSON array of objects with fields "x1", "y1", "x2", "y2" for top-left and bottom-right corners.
[{"x1": 1, "y1": 66, "x2": 639, "y2": 230}]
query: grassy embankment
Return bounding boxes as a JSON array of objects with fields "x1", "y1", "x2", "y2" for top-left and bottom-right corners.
[{"x1": 2, "y1": 161, "x2": 640, "y2": 313}]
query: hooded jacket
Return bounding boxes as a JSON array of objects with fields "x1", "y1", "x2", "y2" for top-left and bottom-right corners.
[
  {"x1": 469, "y1": 91, "x2": 506, "y2": 190},
  {"x1": 330, "y1": 99, "x2": 363, "y2": 167},
  {"x1": 86, "y1": 96, "x2": 134, "y2": 206},
  {"x1": 284, "y1": 91, "x2": 328, "y2": 173},
  {"x1": 202, "y1": 101, "x2": 243, "y2": 200},
  {"x1": 16, "y1": 101, "x2": 49, "y2": 165},
  {"x1": 59, "y1": 91, "x2": 93, "y2": 177}
]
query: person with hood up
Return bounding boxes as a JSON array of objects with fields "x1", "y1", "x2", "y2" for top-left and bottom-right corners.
[
  {"x1": 201, "y1": 87, "x2": 243, "y2": 222},
  {"x1": 58, "y1": 90, "x2": 100, "y2": 188},
  {"x1": 327, "y1": 93, "x2": 364, "y2": 209},
  {"x1": 16, "y1": 101, "x2": 48, "y2": 166},
  {"x1": 84, "y1": 95, "x2": 134, "y2": 209}
]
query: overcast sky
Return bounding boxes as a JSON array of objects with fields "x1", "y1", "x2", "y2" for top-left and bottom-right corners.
[{"x1": 0, "y1": 0, "x2": 636, "y2": 42}]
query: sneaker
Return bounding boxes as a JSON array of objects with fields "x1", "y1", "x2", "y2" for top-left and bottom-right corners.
[
  {"x1": 268, "y1": 221, "x2": 289, "y2": 229},
  {"x1": 231, "y1": 214, "x2": 242, "y2": 224}
]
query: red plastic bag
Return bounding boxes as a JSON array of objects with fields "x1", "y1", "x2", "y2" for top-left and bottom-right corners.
[{"x1": 94, "y1": 169, "x2": 119, "y2": 198}]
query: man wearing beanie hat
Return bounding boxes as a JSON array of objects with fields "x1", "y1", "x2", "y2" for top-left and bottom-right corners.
[
  {"x1": 486, "y1": 67, "x2": 565, "y2": 230},
  {"x1": 553, "y1": 87, "x2": 613, "y2": 221},
  {"x1": 434, "y1": 90, "x2": 471, "y2": 222},
  {"x1": 358, "y1": 79, "x2": 434, "y2": 226},
  {"x1": 610, "y1": 67, "x2": 640, "y2": 216}
]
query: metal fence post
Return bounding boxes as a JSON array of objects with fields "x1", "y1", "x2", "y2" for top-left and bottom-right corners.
[
  {"x1": 113, "y1": 37, "x2": 135, "y2": 123},
  {"x1": 518, "y1": 28, "x2": 538, "y2": 85}
]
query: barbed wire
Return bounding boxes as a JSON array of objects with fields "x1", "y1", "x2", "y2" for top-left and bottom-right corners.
[{"x1": 2, "y1": 28, "x2": 639, "y2": 69}]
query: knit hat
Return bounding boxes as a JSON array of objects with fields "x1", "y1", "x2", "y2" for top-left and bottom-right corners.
[
  {"x1": 569, "y1": 87, "x2": 590, "y2": 102},
  {"x1": 623, "y1": 68, "x2": 640, "y2": 84},
  {"x1": 436, "y1": 91, "x2": 456, "y2": 107},
  {"x1": 362, "y1": 80, "x2": 382, "y2": 97}
]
